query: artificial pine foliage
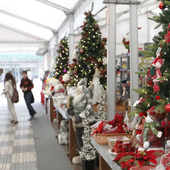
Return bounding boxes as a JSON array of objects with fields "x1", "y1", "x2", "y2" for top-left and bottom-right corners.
[
  {"x1": 52, "y1": 38, "x2": 69, "y2": 79},
  {"x1": 69, "y1": 10, "x2": 107, "y2": 87},
  {"x1": 130, "y1": 0, "x2": 170, "y2": 119}
]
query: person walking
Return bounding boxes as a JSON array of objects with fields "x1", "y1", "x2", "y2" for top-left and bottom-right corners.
[
  {"x1": 20, "y1": 71, "x2": 37, "y2": 121},
  {"x1": 1, "y1": 73, "x2": 18, "y2": 124}
]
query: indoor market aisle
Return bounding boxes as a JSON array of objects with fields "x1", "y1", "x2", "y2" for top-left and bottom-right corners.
[
  {"x1": 0, "y1": 105, "x2": 38, "y2": 170},
  {"x1": 0, "y1": 80, "x2": 73, "y2": 170}
]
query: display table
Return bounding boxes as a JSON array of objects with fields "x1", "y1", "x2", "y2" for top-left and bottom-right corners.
[
  {"x1": 53, "y1": 102, "x2": 78, "y2": 161},
  {"x1": 45, "y1": 95, "x2": 54, "y2": 122},
  {"x1": 91, "y1": 138, "x2": 121, "y2": 170}
]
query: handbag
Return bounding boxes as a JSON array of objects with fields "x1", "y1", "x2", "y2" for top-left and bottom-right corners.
[
  {"x1": 31, "y1": 91, "x2": 34, "y2": 103},
  {"x1": 8, "y1": 82, "x2": 19, "y2": 103}
]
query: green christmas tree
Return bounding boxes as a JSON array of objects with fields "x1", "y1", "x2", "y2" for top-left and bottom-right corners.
[
  {"x1": 52, "y1": 38, "x2": 69, "y2": 80},
  {"x1": 130, "y1": 1, "x2": 170, "y2": 121},
  {"x1": 69, "y1": 10, "x2": 107, "y2": 87}
]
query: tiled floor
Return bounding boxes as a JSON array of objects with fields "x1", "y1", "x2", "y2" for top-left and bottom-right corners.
[{"x1": 0, "y1": 105, "x2": 38, "y2": 170}]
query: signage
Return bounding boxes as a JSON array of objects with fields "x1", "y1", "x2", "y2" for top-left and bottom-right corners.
[
  {"x1": 0, "y1": 62, "x2": 38, "y2": 68},
  {"x1": 0, "y1": 53, "x2": 43, "y2": 61}
]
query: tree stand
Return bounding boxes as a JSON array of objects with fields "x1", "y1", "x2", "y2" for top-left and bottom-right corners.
[{"x1": 82, "y1": 159, "x2": 95, "y2": 170}]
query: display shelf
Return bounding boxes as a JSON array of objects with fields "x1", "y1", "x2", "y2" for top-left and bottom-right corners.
[
  {"x1": 116, "y1": 53, "x2": 129, "y2": 58},
  {"x1": 116, "y1": 82, "x2": 130, "y2": 86},
  {"x1": 116, "y1": 53, "x2": 130, "y2": 99},
  {"x1": 53, "y1": 103, "x2": 71, "y2": 120},
  {"x1": 44, "y1": 95, "x2": 54, "y2": 122},
  {"x1": 91, "y1": 138, "x2": 121, "y2": 170},
  {"x1": 119, "y1": 68, "x2": 130, "y2": 72},
  {"x1": 52, "y1": 100, "x2": 77, "y2": 161}
]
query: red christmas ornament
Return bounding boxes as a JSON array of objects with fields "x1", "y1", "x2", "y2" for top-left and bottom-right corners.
[
  {"x1": 139, "y1": 112, "x2": 144, "y2": 117},
  {"x1": 156, "y1": 96, "x2": 161, "y2": 100},
  {"x1": 79, "y1": 49, "x2": 84, "y2": 53},
  {"x1": 73, "y1": 70, "x2": 77, "y2": 75},
  {"x1": 153, "y1": 83, "x2": 160, "y2": 92},
  {"x1": 159, "y1": 2, "x2": 164, "y2": 9},
  {"x1": 165, "y1": 104, "x2": 170, "y2": 112},
  {"x1": 72, "y1": 58, "x2": 77, "y2": 62}
]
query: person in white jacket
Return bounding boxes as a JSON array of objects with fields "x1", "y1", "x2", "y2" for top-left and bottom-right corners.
[{"x1": 1, "y1": 73, "x2": 18, "y2": 124}]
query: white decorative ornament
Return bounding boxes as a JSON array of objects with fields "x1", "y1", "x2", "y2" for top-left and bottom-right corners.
[{"x1": 156, "y1": 47, "x2": 162, "y2": 58}]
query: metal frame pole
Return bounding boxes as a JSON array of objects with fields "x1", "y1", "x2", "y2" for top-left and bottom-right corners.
[
  {"x1": 130, "y1": 1, "x2": 139, "y2": 111},
  {"x1": 107, "y1": 4, "x2": 116, "y2": 120},
  {"x1": 69, "y1": 15, "x2": 74, "y2": 63},
  {"x1": 147, "y1": 12, "x2": 150, "y2": 42}
]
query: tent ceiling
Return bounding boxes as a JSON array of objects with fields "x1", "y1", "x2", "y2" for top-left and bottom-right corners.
[{"x1": 0, "y1": 0, "x2": 160, "y2": 46}]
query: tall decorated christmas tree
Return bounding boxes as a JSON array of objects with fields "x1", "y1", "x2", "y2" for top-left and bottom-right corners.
[
  {"x1": 52, "y1": 38, "x2": 69, "y2": 80},
  {"x1": 130, "y1": 1, "x2": 170, "y2": 146},
  {"x1": 69, "y1": 8, "x2": 107, "y2": 87}
]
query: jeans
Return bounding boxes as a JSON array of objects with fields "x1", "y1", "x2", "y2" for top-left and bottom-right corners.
[{"x1": 24, "y1": 91, "x2": 36, "y2": 117}]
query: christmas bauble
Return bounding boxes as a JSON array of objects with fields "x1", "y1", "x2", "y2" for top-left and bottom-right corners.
[
  {"x1": 139, "y1": 112, "x2": 144, "y2": 117},
  {"x1": 165, "y1": 104, "x2": 170, "y2": 112},
  {"x1": 153, "y1": 83, "x2": 160, "y2": 92},
  {"x1": 155, "y1": 96, "x2": 161, "y2": 100},
  {"x1": 73, "y1": 70, "x2": 77, "y2": 75},
  {"x1": 159, "y1": 2, "x2": 164, "y2": 9},
  {"x1": 79, "y1": 49, "x2": 84, "y2": 53}
]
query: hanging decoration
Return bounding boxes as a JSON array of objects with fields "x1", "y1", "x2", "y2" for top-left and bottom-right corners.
[{"x1": 164, "y1": 24, "x2": 170, "y2": 45}]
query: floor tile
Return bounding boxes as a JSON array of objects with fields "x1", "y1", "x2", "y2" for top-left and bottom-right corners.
[
  {"x1": 0, "y1": 163, "x2": 11, "y2": 170},
  {"x1": 0, "y1": 104, "x2": 38, "y2": 170}
]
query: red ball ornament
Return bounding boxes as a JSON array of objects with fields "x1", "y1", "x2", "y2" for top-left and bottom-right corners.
[
  {"x1": 156, "y1": 96, "x2": 161, "y2": 100},
  {"x1": 159, "y1": 2, "x2": 164, "y2": 9},
  {"x1": 149, "y1": 106, "x2": 155, "y2": 115},
  {"x1": 73, "y1": 70, "x2": 77, "y2": 75},
  {"x1": 165, "y1": 104, "x2": 170, "y2": 112},
  {"x1": 72, "y1": 58, "x2": 77, "y2": 62},
  {"x1": 79, "y1": 49, "x2": 84, "y2": 53},
  {"x1": 139, "y1": 112, "x2": 144, "y2": 117},
  {"x1": 153, "y1": 83, "x2": 160, "y2": 92}
]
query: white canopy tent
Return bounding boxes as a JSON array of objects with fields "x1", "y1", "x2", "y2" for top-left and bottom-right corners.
[
  {"x1": 0, "y1": 0, "x2": 162, "y2": 59},
  {"x1": 0, "y1": 0, "x2": 164, "y2": 118}
]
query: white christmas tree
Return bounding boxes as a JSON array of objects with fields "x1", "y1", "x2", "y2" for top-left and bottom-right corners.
[
  {"x1": 79, "y1": 109, "x2": 96, "y2": 161},
  {"x1": 97, "y1": 85, "x2": 107, "y2": 121}
]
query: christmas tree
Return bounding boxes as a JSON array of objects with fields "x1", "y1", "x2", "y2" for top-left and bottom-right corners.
[
  {"x1": 97, "y1": 85, "x2": 107, "y2": 121},
  {"x1": 69, "y1": 10, "x2": 107, "y2": 87},
  {"x1": 130, "y1": 1, "x2": 170, "y2": 143},
  {"x1": 52, "y1": 38, "x2": 69, "y2": 80},
  {"x1": 79, "y1": 109, "x2": 96, "y2": 161},
  {"x1": 130, "y1": 1, "x2": 170, "y2": 117}
]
